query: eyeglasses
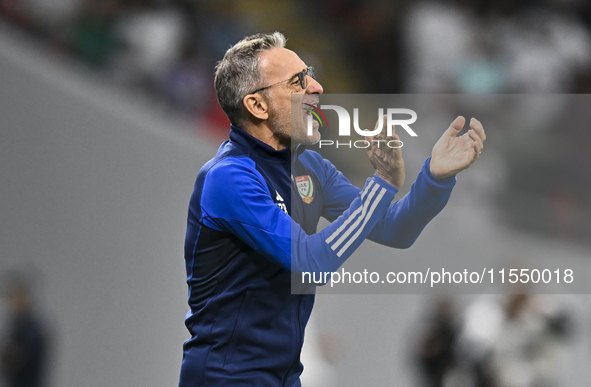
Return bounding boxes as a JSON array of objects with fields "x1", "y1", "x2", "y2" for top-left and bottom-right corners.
[{"x1": 250, "y1": 66, "x2": 315, "y2": 95}]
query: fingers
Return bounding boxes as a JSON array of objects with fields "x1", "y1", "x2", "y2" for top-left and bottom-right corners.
[
  {"x1": 374, "y1": 114, "x2": 394, "y2": 132},
  {"x1": 368, "y1": 134, "x2": 402, "y2": 159},
  {"x1": 367, "y1": 128, "x2": 405, "y2": 188},
  {"x1": 444, "y1": 116, "x2": 466, "y2": 138},
  {"x1": 367, "y1": 116, "x2": 401, "y2": 152},
  {"x1": 467, "y1": 129, "x2": 483, "y2": 154},
  {"x1": 468, "y1": 117, "x2": 485, "y2": 157},
  {"x1": 469, "y1": 117, "x2": 486, "y2": 142},
  {"x1": 386, "y1": 115, "x2": 396, "y2": 136},
  {"x1": 367, "y1": 115, "x2": 389, "y2": 143}
]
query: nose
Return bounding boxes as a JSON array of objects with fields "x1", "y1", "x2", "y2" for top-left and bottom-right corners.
[{"x1": 306, "y1": 76, "x2": 323, "y2": 94}]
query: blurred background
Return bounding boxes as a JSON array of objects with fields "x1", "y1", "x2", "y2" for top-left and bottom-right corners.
[{"x1": 0, "y1": 0, "x2": 590, "y2": 386}]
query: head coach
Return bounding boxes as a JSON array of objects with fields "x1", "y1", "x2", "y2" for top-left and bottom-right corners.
[{"x1": 179, "y1": 32, "x2": 486, "y2": 386}]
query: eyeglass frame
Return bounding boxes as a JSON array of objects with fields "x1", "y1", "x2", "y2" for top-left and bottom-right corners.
[{"x1": 249, "y1": 66, "x2": 315, "y2": 95}]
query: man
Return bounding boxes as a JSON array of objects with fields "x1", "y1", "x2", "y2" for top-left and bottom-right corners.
[
  {"x1": 180, "y1": 32, "x2": 485, "y2": 386},
  {"x1": 1, "y1": 275, "x2": 48, "y2": 387}
]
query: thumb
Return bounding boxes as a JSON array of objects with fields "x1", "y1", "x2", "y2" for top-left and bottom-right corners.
[
  {"x1": 389, "y1": 123, "x2": 396, "y2": 137},
  {"x1": 443, "y1": 116, "x2": 465, "y2": 138},
  {"x1": 365, "y1": 135, "x2": 374, "y2": 148}
]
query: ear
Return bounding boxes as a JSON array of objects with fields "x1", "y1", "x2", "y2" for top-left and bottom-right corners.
[{"x1": 243, "y1": 94, "x2": 269, "y2": 121}]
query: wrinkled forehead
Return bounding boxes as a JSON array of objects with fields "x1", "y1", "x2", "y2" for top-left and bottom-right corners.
[{"x1": 258, "y1": 47, "x2": 307, "y2": 84}]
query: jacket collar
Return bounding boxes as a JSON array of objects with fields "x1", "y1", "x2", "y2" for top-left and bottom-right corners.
[{"x1": 229, "y1": 125, "x2": 294, "y2": 164}]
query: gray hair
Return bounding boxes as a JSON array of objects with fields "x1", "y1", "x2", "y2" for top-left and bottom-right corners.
[{"x1": 214, "y1": 32, "x2": 287, "y2": 126}]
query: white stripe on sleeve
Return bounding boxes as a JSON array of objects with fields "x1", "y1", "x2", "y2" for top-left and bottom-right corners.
[
  {"x1": 336, "y1": 187, "x2": 387, "y2": 257},
  {"x1": 324, "y1": 181, "x2": 374, "y2": 245}
]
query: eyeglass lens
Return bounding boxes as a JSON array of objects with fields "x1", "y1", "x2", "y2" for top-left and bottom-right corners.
[{"x1": 299, "y1": 67, "x2": 315, "y2": 90}]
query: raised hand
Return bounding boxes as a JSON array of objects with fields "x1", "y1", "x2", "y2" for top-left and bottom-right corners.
[
  {"x1": 429, "y1": 116, "x2": 486, "y2": 179},
  {"x1": 367, "y1": 116, "x2": 405, "y2": 189}
]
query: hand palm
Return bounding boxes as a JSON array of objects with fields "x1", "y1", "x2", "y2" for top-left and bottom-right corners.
[{"x1": 430, "y1": 116, "x2": 485, "y2": 179}]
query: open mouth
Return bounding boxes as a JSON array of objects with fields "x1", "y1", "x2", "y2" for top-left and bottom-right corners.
[
  {"x1": 302, "y1": 99, "x2": 322, "y2": 134},
  {"x1": 302, "y1": 104, "x2": 320, "y2": 132}
]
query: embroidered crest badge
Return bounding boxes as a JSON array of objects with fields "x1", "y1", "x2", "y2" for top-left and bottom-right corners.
[{"x1": 295, "y1": 175, "x2": 314, "y2": 204}]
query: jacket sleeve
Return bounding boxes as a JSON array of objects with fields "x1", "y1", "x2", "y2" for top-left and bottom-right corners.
[
  {"x1": 368, "y1": 158, "x2": 456, "y2": 248},
  {"x1": 200, "y1": 157, "x2": 397, "y2": 274},
  {"x1": 320, "y1": 157, "x2": 455, "y2": 249}
]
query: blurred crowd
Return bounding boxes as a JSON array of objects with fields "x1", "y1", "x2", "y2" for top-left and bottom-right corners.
[
  {"x1": 2, "y1": 0, "x2": 590, "y2": 112},
  {"x1": 318, "y1": 0, "x2": 591, "y2": 93},
  {"x1": 415, "y1": 294, "x2": 578, "y2": 387},
  {"x1": 0, "y1": 0, "x2": 253, "y2": 136},
  {"x1": 1, "y1": 0, "x2": 590, "y2": 118}
]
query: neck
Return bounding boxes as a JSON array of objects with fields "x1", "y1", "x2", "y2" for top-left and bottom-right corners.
[{"x1": 242, "y1": 122, "x2": 289, "y2": 150}]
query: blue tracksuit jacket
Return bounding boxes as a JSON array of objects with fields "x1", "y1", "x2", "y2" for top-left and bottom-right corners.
[{"x1": 179, "y1": 125, "x2": 455, "y2": 386}]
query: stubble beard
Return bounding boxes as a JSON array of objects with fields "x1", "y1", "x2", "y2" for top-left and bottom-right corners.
[
  {"x1": 289, "y1": 110, "x2": 322, "y2": 146},
  {"x1": 269, "y1": 99, "x2": 322, "y2": 147}
]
